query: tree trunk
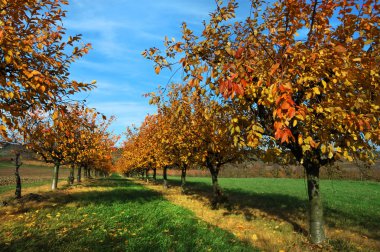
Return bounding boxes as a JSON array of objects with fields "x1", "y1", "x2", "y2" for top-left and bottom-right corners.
[
  {"x1": 68, "y1": 165, "x2": 75, "y2": 185},
  {"x1": 181, "y1": 165, "x2": 187, "y2": 194},
  {"x1": 207, "y1": 163, "x2": 224, "y2": 209},
  {"x1": 83, "y1": 166, "x2": 88, "y2": 178},
  {"x1": 145, "y1": 168, "x2": 149, "y2": 182},
  {"x1": 153, "y1": 168, "x2": 157, "y2": 181},
  {"x1": 52, "y1": 163, "x2": 60, "y2": 190},
  {"x1": 163, "y1": 166, "x2": 168, "y2": 189},
  {"x1": 14, "y1": 152, "x2": 22, "y2": 199},
  {"x1": 304, "y1": 161, "x2": 325, "y2": 244},
  {"x1": 88, "y1": 168, "x2": 92, "y2": 178},
  {"x1": 77, "y1": 165, "x2": 82, "y2": 183}
]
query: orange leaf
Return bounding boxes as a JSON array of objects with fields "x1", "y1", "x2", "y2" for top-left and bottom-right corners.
[
  {"x1": 334, "y1": 45, "x2": 346, "y2": 53},
  {"x1": 270, "y1": 63, "x2": 280, "y2": 76},
  {"x1": 155, "y1": 66, "x2": 161, "y2": 75}
]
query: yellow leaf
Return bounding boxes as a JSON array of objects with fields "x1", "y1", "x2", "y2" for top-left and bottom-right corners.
[
  {"x1": 5, "y1": 55, "x2": 11, "y2": 64},
  {"x1": 321, "y1": 144, "x2": 326, "y2": 154},
  {"x1": 298, "y1": 135, "x2": 303, "y2": 145},
  {"x1": 365, "y1": 132, "x2": 371, "y2": 140},
  {"x1": 0, "y1": 125, "x2": 6, "y2": 132},
  {"x1": 352, "y1": 58, "x2": 361, "y2": 62},
  {"x1": 251, "y1": 234, "x2": 258, "y2": 241},
  {"x1": 293, "y1": 120, "x2": 297, "y2": 127},
  {"x1": 321, "y1": 80, "x2": 327, "y2": 89},
  {"x1": 52, "y1": 111, "x2": 59, "y2": 121},
  {"x1": 312, "y1": 87, "x2": 320, "y2": 95}
]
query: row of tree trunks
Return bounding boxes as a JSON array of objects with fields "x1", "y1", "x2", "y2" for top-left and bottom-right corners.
[{"x1": 143, "y1": 162, "x2": 324, "y2": 244}]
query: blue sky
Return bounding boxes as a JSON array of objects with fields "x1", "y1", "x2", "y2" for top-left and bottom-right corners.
[{"x1": 65, "y1": 0, "x2": 252, "y2": 137}]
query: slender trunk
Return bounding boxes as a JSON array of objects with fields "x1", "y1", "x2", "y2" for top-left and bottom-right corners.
[
  {"x1": 181, "y1": 165, "x2": 187, "y2": 194},
  {"x1": 207, "y1": 162, "x2": 224, "y2": 208},
  {"x1": 140, "y1": 170, "x2": 144, "y2": 179},
  {"x1": 88, "y1": 168, "x2": 92, "y2": 178},
  {"x1": 52, "y1": 163, "x2": 60, "y2": 190},
  {"x1": 145, "y1": 168, "x2": 149, "y2": 182},
  {"x1": 304, "y1": 161, "x2": 325, "y2": 244},
  {"x1": 163, "y1": 166, "x2": 168, "y2": 189},
  {"x1": 83, "y1": 166, "x2": 88, "y2": 178},
  {"x1": 77, "y1": 166, "x2": 82, "y2": 183},
  {"x1": 68, "y1": 165, "x2": 75, "y2": 185},
  {"x1": 153, "y1": 168, "x2": 157, "y2": 181},
  {"x1": 14, "y1": 153, "x2": 22, "y2": 199}
]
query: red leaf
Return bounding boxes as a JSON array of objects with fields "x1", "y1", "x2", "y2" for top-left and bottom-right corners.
[{"x1": 235, "y1": 47, "x2": 244, "y2": 59}]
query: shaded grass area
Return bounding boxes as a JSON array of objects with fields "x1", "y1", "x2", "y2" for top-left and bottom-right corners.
[
  {"x1": 160, "y1": 176, "x2": 380, "y2": 248},
  {"x1": 0, "y1": 180, "x2": 51, "y2": 194},
  {"x1": 0, "y1": 176, "x2": 256, "y2": 252}
]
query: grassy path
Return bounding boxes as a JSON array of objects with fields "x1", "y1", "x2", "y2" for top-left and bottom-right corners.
[{"x1": 0, "y1": 177, "x2": 256, "y2": 252}]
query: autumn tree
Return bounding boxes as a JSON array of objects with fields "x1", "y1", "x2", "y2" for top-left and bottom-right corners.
[
  {"x1": 149, "y1": 84, "x2": 204, "y2": 191},
  {"x1": 27, "y1": 106, "x2": 85, "y2": 190},
  {"x1": 0, "y1": 0, "x2": 94, "y2": 139},
  {"x1": 145, "y1": 0, "x2": 379, "y2": 243},
  {"x1": 183, "y1": 85, "x2": 247, "y2": 206}
]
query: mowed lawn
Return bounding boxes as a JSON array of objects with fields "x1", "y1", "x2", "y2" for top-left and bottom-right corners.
[
  {"x1": 0, "y1": 177, "x2": 255, "y2": 252},
  {"x1": 164, "y1": 176, "x2": 380, "y2": 248}
]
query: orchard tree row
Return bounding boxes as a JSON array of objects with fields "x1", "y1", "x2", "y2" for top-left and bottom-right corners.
[
  {"x1": 118, "y1": 0, "x2": 380, "y2": 244},
  {"x1": 1, "y1": 1, "x2": 117, "y2": 196}
]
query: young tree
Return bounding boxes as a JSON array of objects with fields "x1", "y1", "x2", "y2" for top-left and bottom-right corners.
[{"x1": 145, "y1": 0, "x2": 380, "y2": 243}]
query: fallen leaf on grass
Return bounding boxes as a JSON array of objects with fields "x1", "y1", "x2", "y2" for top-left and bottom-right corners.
[{"x1": 252, "y1": 234, "x2": 258, "y2": 241}]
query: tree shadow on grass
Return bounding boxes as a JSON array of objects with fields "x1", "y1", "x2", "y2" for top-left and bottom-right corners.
[
  {"x1": 165, "y1": 179, "x2": 380, "y2": 241},
  {"x1": 0, "y1": 178, "x2": 163, "y2": 217},
  {"x1": 0, "y1": 178, "x2": 255, "y2": 252}
]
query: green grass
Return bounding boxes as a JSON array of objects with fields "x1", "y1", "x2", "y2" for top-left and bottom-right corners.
[
  {"x1": 164, "y1": 176, "x2": 380, "y2": 240},
  {"x1": 0, "y1": 177, "x2": 256, "y2": 252},
  {"x1": 0, "y1": 180, "x2": 51, "y2": 194}
]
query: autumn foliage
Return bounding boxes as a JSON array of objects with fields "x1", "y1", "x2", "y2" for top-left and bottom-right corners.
[
  {"x1": 0, "y1": 0, "x2": 94, "y2": 138},
  {"x1": 136, "y1": 0, "x2": 380, "y2": 244},
  {"x1": 26, "y1": 105, "x2": 116, "y2": 189}
]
